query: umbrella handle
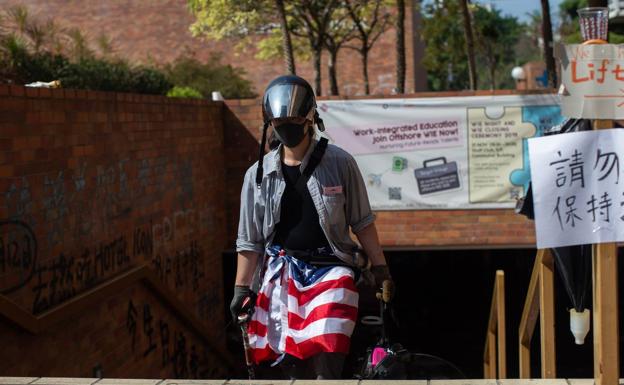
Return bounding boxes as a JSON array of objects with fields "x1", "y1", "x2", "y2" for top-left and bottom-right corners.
[{"x1": 237, "y1": 296, "x2": 256, "y2": 379}]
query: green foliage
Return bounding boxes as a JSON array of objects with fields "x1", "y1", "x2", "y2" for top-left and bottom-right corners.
[
  {"x1": 60, "y1": 59, "x2": 170, "y2": 94},
  {"x1": 0, "y1": 4, "x2": 171, "y2": 94},
  {"x1": 188, "y1": 0, "x2": 328, "y2": 61},
  {"x1": 5, "y1": 50, "x2": 172, "y2": 94},
  {"x1": 560, "y1": 0, "x2": 588, "y2": 24},
  {"x1": 608, "y1": 32, "x2": 624, "y2": 44},
  {"x1": 254, "y1": 28, "x2": 311, "y2": 61},
  {"x1": 167, "y1": 86, "x2": 203, "y2": 99},
  {"x1": 164, "y1": 55, "x2": 256, "y2": 99},
  {"x1": 188, "y1": 0, "x2": 271, "y2": 40},
  {"x1": 422, "y1": 0, "x2": 531, "y2": 91},
  {"x1": 558, "y1": 0, "x2": 624, "y2": 43},
  {"x1": 559, "y1": 0, "x2": 588, "y2": 42},
  {"x1": 421, "y1": 1, "x2": 470, "y2": 90},
  {"x1": 8, "y1": 50, "x2": 69, "y2": 84},
  {"x1": 473, "y1": 6, "x2": 523, "y2": 89}
]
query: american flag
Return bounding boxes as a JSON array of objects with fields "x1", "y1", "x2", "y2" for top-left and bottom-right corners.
[{"x1": 247, "y1": 246, "x2": 359, "y2": 363}]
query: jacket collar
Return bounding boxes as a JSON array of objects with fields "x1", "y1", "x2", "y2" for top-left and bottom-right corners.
[{"x1": 265, "y1": 136, "x2": 319, "y2": 176}]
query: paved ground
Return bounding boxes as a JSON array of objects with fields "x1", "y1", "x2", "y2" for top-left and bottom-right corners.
[{"x1": 0, "y1": 378, "x2": 608, "y2": 385}]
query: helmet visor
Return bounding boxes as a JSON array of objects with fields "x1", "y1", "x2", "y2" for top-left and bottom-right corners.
[{"x1": 263, "y1": 83, "x2": 315, "y2": 121}]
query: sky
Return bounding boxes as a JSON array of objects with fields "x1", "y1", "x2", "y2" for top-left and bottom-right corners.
[
  {"x1": 472, "y1": 0, "x2": 566, "y2": 22},
  {"x1": 423, "y1": 0, "x2": 568, "y2": 23}
]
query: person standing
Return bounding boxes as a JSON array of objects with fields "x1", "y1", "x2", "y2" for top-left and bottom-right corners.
[{"x1": 230, "y1": 75, "x2": 393, "y2": 379}]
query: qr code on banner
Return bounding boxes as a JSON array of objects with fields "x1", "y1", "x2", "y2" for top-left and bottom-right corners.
[{"x1": 389, "y1": 187, "x2": 402, "y2": 200}]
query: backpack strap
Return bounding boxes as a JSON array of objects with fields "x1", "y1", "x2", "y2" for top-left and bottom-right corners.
[{"x1": 294, "y1": 137, "x2": 328, "y2": 194}]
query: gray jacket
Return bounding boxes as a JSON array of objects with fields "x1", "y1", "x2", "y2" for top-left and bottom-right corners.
[{"x1": 236, "y1": 138, "x2": 375, "y2": 266}]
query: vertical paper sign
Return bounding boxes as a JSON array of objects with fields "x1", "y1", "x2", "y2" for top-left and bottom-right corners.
[
  {"x1": 557, "y1": 44, "x2": 624, "y2": 119},
  {"x1": 529, "y1": 129, "x2": 624, "y2": 248}
]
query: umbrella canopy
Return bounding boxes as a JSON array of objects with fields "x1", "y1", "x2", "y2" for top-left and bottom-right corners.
[{"x1": 552, "y1": 245, "x2": 592, "y2": 312}]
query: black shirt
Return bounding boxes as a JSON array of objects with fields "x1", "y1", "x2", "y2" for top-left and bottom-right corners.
[{"x1": 273, "y1": 162, "x2": 330, "y2": 251}]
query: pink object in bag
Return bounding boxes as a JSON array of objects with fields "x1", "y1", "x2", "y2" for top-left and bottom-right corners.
[{"x1": 371, "y1": 347, "x2": 388, "y2": 366}]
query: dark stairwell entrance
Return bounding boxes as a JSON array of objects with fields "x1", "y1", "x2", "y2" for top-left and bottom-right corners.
[{"x1": 223, "y1": 248, "x2": 624, "y2": 379}]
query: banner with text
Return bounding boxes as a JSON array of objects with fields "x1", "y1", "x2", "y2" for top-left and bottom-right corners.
[
  {"x1": 318, "y1": 94, "x2": 563, "y2": 210},
  {"x1": 529, "y1": 129, "x2": 624, "y2": 248}
]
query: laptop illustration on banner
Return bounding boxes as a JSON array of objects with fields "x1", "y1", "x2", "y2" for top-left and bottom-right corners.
[{"x1": 414, "y1": 157, "x2": 461, "y2": 195}]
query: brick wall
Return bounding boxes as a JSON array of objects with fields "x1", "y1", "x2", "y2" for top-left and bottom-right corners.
[
  {"x1": 0, "y1": 283, "x2": 229, "y2": 378},
  {"x1": 0, "y1": 85, "x2": 229, "y2": 377},
  {"x1": 224, "y1": 92, "x2": 539, "y2": 249},
  {"x1": 0, "y1": 85, "x2": 539, "y2": 378},
  {"x1": 4, "y1": 0, "x2": 424, "y2": 96}
]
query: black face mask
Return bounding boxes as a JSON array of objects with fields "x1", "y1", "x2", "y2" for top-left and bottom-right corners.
[{"x1": 274, "y1": 122, "x2": 307, "y2": 147}]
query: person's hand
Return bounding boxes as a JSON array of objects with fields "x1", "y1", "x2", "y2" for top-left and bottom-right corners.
[
  {"x1": 370, "y1": 265, "x2": 394, "y2": 302},
  {"x1": 230, "y1": 285, "x2": 256, "y2": 323}
]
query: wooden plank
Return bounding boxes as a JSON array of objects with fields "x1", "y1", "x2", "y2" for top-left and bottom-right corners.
[
  {"x1": 487, "y1": 330, "x2": 496, "y2": 379},
  {"x1": 484, "y1": 271, "x2": 499, "y2": 379},
  {"x1": 362, "y1": 381, "x2": 427, "y2": 385},
  {"x1": 592, "y1": 118, "x2": 618, "y2": 385},
  {"x1": 566, "y1": 380, "x2": 594, "y2": 385},
  {"x1": 225, "y1": 381, "x2": 291, "y2": 385},
  {"x1": 484, "y1": 319, "x2": 491, "y2": 377},
  {"x1": 593, "y1": 120, "x2": 613, "y2": 130},
  {"x1": 539, "y1": 249, "x2": 556, "y2": 378},
  {"x1": 0, "y1": 378, "x2": 40, "y2": 384},
  {"x1": 161, "y1": 381, "x2": 226, "y2": 385},
  {"x1": 518, "y1": 250, "x2": 544, "y2": 379},
  {"x1": 95, "y1": 380, "x2": 163, "y2": 385},
  {"x1": 519, "y1": 341, "x2": 531, "y2": 379},
  {"x1": 519, "y1": 251, "x2": 543, "y2": 345},
  {"x1": 593, "y1": 242, "x2": 620, "y2": 385},
  {"x1": 430, "y1": 380, "x2": 495, "y2": 385},
  {"x1": 496, "y1": 271, "x2": 506, "y2": 379},
  {"x1": 498, "y1": 380, "x2": 567, "y2": 385},
  {"x1": 30, "y1": 379, "x2": 99, "y2": 385},
  {"x1": 292, "y1": 381, "x2": 359, "y2": 385}
]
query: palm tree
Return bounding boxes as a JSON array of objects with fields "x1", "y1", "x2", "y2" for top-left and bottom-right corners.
[
  {"x1": 275, "y1": 0, "x2": 296, "y2": 75},
  {"x1": 396, "y1": 0, "x2": 405, "y2": 93},
  {"x1": 540, "y1": 0, "x2": 557, "y2": 88},
  {"x1": 459, "y1": 0, "x2": 477, "y2": 90}
]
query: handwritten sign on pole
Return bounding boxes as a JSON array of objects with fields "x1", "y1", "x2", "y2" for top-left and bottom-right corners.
[
  {"x1": 557, "y1": 44, "x2": 624, "y2": 119},
  {"x1": 528, "y1": 129, "x2": 624, "y2": 249}
]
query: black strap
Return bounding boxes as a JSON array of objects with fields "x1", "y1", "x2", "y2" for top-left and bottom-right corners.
[
  {"x1": 255, "y1": 122, "x2": 270, "y2": 188},
  {"x1": 294, "y1": 137, "x2": 328, "y2": 194}
]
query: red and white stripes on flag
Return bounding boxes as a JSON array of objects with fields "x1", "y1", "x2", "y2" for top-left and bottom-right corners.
[{"x1": 247, "y1": 248, "x2": 359, "y2": 363}]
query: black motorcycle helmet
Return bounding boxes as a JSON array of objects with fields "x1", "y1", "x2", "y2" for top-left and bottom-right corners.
[
  {"x1": 255, "y1": 75, "x2": 325, "y2": 187},
  {"x1": 263, "y1": 75, "x2": 317, "y2": 120}
]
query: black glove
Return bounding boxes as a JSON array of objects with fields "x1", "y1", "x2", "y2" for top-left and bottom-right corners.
[
  {"x1": 230, "y1": 285, "x2": 256, "y2": 323},
  {"x1": 370, "y1": 265, "x2": 395, "y2": 302}
]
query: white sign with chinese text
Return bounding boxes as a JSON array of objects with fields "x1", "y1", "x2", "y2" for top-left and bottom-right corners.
[
  {"x1": 557, "y1": 44, "x2": 624, "y2": 119},
  {"x1": 529, "y1": 129, "x2": 624, "y2": 248}
]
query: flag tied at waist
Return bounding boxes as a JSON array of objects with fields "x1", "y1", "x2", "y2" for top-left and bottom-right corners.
[{"x1": 247, "y1": 245, "x2": 359, "y2": 363}]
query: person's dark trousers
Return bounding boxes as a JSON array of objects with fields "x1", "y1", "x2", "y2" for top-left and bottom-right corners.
[{"x1": 281, "y1": 352, "x2": 346, "y2": 379}]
